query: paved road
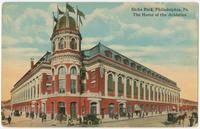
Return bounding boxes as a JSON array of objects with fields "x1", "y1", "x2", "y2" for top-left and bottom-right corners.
[{"x1": 2, "y1": 110, "x2": 197, "y2": 127}]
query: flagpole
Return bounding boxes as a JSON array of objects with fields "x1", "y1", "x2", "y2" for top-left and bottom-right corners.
[
  {"x1": 76, "y1": 5, "x2": 79, "y2": 30},
  {"x1": 52, "y1": 12, "x2": 54, "y2": 31}
]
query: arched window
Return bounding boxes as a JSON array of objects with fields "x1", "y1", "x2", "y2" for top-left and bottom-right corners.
[
  {"x1": 52, "y1": 42, "x2": 55, "y2": 52},
  {"x1": 58, "y1": 38, "x2": 64, "y2": 49},
  {"x1": 58, "y1": 66, "x2": 66, "y2": 77},
  {"x1": 70, "y1": 38, "x2": 77, "y2": 50},
  {"x1": 126, "y1": 79, "x2": 131, "y2": 96},
  {"x1": 108, "y1": 74, "x2": 113, "y2": 92},
  {"x1": 58, "y1": 66, "x2": 66, "y2": 93},
  {"x1": 70, "y1": 66, "x2": 77, "y2": 75},
  {"x1": 118, "y1": 77, "x2": 123, "y2": 96}
]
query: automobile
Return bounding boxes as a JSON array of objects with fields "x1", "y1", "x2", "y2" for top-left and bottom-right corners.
[
  {"x1": 14, "y1": 110, "x2": 20, "y2": 116},
  {"x1": 1, "y1": 112, "x2": 5, "y2": 120},
  {"x1": 167, "y1": 113, "x2": 178, "y2": 123},
  {"x1": 83, "y1": 114, "x2": 102, "y2": 125},
  {"x1": 192, "y1": 112, "x2": 198, "y2": 124}
]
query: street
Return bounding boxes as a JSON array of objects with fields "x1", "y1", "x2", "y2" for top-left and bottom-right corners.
[{"x1": 2, "y1": 112, "x2": 197, "y2": 127}]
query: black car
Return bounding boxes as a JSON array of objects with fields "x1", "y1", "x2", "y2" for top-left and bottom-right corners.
[
  {"x1": 167, "y1": 113, "x2": 178, "y2": 123},
  {"x1": 14, "y1": 110, "x2": 20, "y2": 116},
  {"x1": 83, "y1": 114, "x2": 102, "y2": 125},
  {"x1": 192, "y1": 112, "x2": 198, "y2": 124}
]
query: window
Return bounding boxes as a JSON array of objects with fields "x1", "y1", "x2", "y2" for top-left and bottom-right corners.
[
  {"x1": 59, "y1": 80, "x2": 66, "y2": 93},
  {"x1": 58, "y1": 66, "x2": 66, "y2": 93},
  {"x1": 126, "y1": 79, "x2": 131, "y2": 96},
  {"x1": 58, "y1": 66, "x2": 66, "y2": 78},
  {"x1": 58, "y1": 38, "x2": 64, "y2": 49},
  {"x1": 118, "y1": 77, "x2": 123, "y2": 96},
  {"x1": 140, "y1": 82, "x2": 143, "y2": 99},
  {"x1": 91, "y1": 70, "x2": 96, "y2": 87},
  {"x1": 134, "y1": 81, "x2": 137, "y2": 97},
  {"x1": 108, "y1": 74, "x2": 113, "y2": 92},
  {"x1": 70, "y1": 38, "x2": 77, "y2": 49},
  {"x1": 47, "y1": 75, "x2": 52, "y2": 81},
  {"x1": 70, "y1": 79, "x2": 76, "y2": 94},
  {"x1": 150, "y1": 86, "x2": 153, "y2": 99},
  {"x1": 91, "y1": 71, "x2": 96, "y2": 80},
  {"x1": 123, "y1": 59, "x2": 129, "y2": 65},
  {"x1": 145, "y1": 85, "x2": 148, "y2": 99},
  {"x1": 52, "y1": 42, "x2": 55, "y2": 52},
  {"x1": 158, "y1": 90, "x2": 161, "y2": 101},
  {"x1": 105, "y1": 50, "x2": 112, "y2": 58},
  {"x1": 154, "y1": 87, "x2": 157, "y2": 101},
  {"x1": 52, "y1": 69, "x2": 54, "y2": 76},
  {"x1": 70, "y1": 66, "x2": 77, "y2": 75},
  {"x1": 131, "y1": 63, "x2": 136, "y2": 68},
  {"x1": 137, "y1": 65, "x2": 141, "y2": 71},
  {"x1": 115, "y1": 55, "x2": 121, "y2": 62}
]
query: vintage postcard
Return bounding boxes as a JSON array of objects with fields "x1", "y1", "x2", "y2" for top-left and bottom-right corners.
[{"x1": 1, "y1": 2, "x2": 198, "y2": 127}]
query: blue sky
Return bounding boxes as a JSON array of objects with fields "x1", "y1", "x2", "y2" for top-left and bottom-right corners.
[{"x1": 2, "y1": 2, "x2": 198, "y2": 101}]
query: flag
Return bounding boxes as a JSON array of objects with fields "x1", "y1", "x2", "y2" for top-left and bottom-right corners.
[
  {"x1": 66, "y1": 3, "x2": 75, "y2": 13},
  {"x1": 57, "y1": 6, "x2": 64, "y2": 15},
  {"x1": 77, "y1": 8, "x2": 85, "y2": 19},
  {"x1": 53, "y1": 12, "x2": 58, "y2": 22},
  {"x1": 79, "y1": 16, "x2": 82, "y2": 25}
]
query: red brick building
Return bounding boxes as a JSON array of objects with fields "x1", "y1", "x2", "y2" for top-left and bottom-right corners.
[
  {"x1": 179, "y1": 98, "x2": 197, "y2": 111},
  {"x1": 11, "y1": 6, "x2": 181, "y2": 119},
  {"x1": 2, "y1": 100, "x2": 11, "y2": 110}
]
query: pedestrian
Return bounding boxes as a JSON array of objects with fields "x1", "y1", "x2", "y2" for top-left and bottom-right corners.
[
  {"x1": 60, "y1": 113, "x2": 63, "y2": 123},
  {"x1": 128, "y1": 112, "x2": 131, "y2": 119},
  {"x1": 189, "y1": 116, "x2": 194, "y2": 127},
  {"x1": 7, "y1": 115, "x2": 11, "y2": 125}
]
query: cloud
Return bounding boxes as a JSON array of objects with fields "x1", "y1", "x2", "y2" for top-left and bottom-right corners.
[
  {"x1": 2, "y1": 35, "x2": 17, "y2": 45},
  {"x1": 2, "y1": 47, "x2": 44, "y2": 58}
]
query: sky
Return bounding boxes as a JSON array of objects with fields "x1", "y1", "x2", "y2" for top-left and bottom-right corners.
[{"x1": 1, "y1": 2, "x2": 198, "y2": 101}]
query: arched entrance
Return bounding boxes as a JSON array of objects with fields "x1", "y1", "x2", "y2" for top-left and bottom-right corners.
[
  {"x1": 108, "y1": 103, "x2": 114, "y2": 118},
  {"x1": 70, "y1": 102, "x2": 77, "y2": 118},
  {"x1": 119, "y1": 103, "x2": 126, "y2": 117},
  {"x1": 90, "y1": 102, "x2": 97, "y2": 114},
  {"x1": 58, "y1": 102, "x2": 65, "y2": 114}
]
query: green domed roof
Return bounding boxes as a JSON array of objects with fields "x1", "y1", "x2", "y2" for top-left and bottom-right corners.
[{"x1": 54, "y1": 15, "x2": 76, "y2": 31}]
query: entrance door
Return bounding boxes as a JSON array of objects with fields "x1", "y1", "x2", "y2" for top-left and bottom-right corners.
[
  {"x1": 58, "y1": 102, "x2": 65, "y2": 114},
  {"x1": 70, "y1": 102, "x2": 77, "y2": 118},
  {"x1": 119, "y1": 103, "x2": 124, "y2": 113},
  {"x1": 91, "y1": 102, "x2": 97, "y2": 114}
]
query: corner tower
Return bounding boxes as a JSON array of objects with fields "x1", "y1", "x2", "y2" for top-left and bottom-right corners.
[{"x1": 50, "y1": 5, "x2": 84, "y2": 95}]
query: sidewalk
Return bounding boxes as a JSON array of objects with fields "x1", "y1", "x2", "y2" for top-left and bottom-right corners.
[{"x1": 102, "y1": 113, "x2": 167, "y2": 123}]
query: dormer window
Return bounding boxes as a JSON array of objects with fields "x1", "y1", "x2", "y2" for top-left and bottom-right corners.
[
  {"x1": 131, "y1": 62, "x2": 136, "y2": 68},
  {"x1": 137, "y1": 65, "x2": 141, "y2": 71},
  {"x1": 70, "y1": 38, "x2": 77, "y2": 50},
  {"x1": 115, "y1": 55, "x2": 121, "y2": 62},
  {"x1": 58, "y1": 38, "x2": 64, "y2": 49},
  {"x1": 123, "y1": 59, "x2": 129, "y2": 65},
  {"x1": 105, "y1": 50, "x2": 112, "y2": 58},
  {"x1": 142, "y1": 68, "x2": 146, "y2": 73}
]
